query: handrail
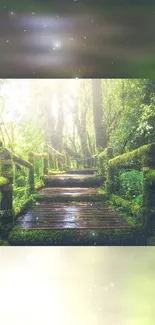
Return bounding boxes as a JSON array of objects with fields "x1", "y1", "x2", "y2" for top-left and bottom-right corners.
[
  {"x1": 12, "y1": 153, "x2": 32, "y2": 169},
  {"x1": 0, "y1": 142, "x2": 49, "y2": 218},
  {"x1": 105, "y1": 143, "x2": 155, "y2": 233}
]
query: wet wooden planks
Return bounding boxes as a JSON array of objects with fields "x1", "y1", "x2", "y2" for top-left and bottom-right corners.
[
  {"x1": 39, "y1": 187, "x2": 99, "y2": 196},
  {"x1": 66, "y1": 168, "x2": 98, "y2": 174},
  {"x1": 45, "y1": 174, "x2": 104, "y2": 187},
  {"x1": 18, "y1": 202, "x2": 132, "y2": 229}
]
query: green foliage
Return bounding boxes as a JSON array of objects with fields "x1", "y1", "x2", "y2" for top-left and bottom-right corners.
[
  {"x1": 0, "y1": 177, "x2": 9, "y2": 186},
  {"x1": 8, "y1": 226, "x2": 147, "y2": 246},
  {"x1": 13, "y1": 187, "x2": 29, "y2": 213},
  {"x1": 135, "y1": 194, "x2": 142, "y2": 206},
  {"x1": 109, "y1": 194, "x2": 141, "y2": 226},
  {"x1": 0, "y1": 240, "x2": 8, "y2": 246},
  {"x1": 107, "y1": 79, "x2": 155, "y2": 154},
  {"x1": 118, "y1": 170, "x2": 143, "y2": 200}
]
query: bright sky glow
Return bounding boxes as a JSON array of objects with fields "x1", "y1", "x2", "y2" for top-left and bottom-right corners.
[
  {"x1": 0, "y1": 79, "x2": 81, "y2": 136},
  {"x1": 1, "y1": 80, "x2": 30, "y2": 122}
]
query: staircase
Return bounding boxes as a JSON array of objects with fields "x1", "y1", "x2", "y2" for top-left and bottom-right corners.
[{"x1": 18, "y1": 169, "x2": 132, "y2": 230}]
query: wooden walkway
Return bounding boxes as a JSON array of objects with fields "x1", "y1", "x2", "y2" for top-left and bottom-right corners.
[
  {"x1": 39, "y1": 187, "x2": 99, "y2": 196},
  {"x1": 19, "y1": 201, "x2": 131, "y2": 229},
  {"x1": 18, "y1": 169, "x2": 132, "y2": 230},
  {"x1": 44, "y1": 174, "x2": 104, "y2": 187}
]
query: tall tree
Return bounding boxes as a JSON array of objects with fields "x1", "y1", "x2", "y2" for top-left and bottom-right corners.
[{"x1": 92, "y1": 79, "x2": 107, "y2": 150}]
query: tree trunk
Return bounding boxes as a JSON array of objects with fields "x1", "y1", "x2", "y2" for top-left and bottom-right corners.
[{"x1": 92, "y1": 79, "x2": 107, "y2": 150}]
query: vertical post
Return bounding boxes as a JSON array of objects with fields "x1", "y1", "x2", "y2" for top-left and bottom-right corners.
[
  {"x1": 106, "y1": 148, "x2": 115, "y2": 195},
  {"x1": 77, "y1": 158, "x2": 80, "y2": 169},
  {"x1": 28, "y1": 152, "x2": 34, "y2": 194},
  {"x1": 43, "y1": 153, "x2": 49, "y2": 175},
  {"x1": 140, "y1": 143, "x2": 155, "y2": 234},
  {"x1": 43, "y1": 145, "x2": 49, "y2": 175},
  {"x1": 99, "y1": 156, "x2": 104, "y2": 175},
  {"x1": 66, "y1": 153, "x2": 70, "y2": 169},
  {"x1": 107, "y1": 148, "x2": 114, "y2": 160},
  {"x1": 93, "y1": 156, "x2": 97, "y2": 167},
  {"x1": 141, "y1": 167, "x2": 155, "y2": 234},
  {"x1": 0, "y1": 141, "x2": 13, "y2": 227},
  {"x1": 63, "y1": 153, "x2": 68, "y2": 170}
]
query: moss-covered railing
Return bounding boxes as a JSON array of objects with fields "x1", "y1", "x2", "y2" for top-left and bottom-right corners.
[
  {"x1": 0, "y1": 141, "x2": 49, "y2": 225},
  {"x1": 106, "y1": 143, "x2": 155, "y2": 233}
]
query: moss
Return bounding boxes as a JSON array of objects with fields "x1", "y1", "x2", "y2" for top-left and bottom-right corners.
[
  {"x1": 98, "y1": 149, "x2": 107, "y2": 159},
  {"x1": 32, "y1": 193, "x2": 107, "y2": 203},
  {"x1": 13, "y1": 154, "x2": 32, "y2": 169},
  {"x1": 0, "y1": 240, "x2": 8, "y2": 246},
  {"x1": 0, "y1": 210, "x2": 14, "y2": 235},
  {"x1": 140, "y1": 168, "x2": 155, "y2": 233},
  {"x1": 8, "y1": 226, "x2": 147, "y2": 246},
  {"x1": 0, "y1": 177, "x2": 9, "y2": 186},
  {"x1": 143, "y1": 169, "x2": 155, "y2": 184},
  {"x1": 14, "y1": 198, "x2": 34, "y2": 218},
  {"x1": 48, "y1": 170, "x2": 66, "y2": 175},
  {"x1": 106, "y1": 144, "x2": 155, "y2": 233},
  {"x1": 109, "y1": 143, "x2": 155, "y2": 169},
  {"x1": 97, "y1": 188, "x2": 106, "y2": 195},
  {"x1": 43, "y1": 153, "x2": 49, "y2": 175},
  {"x1": 2, "y1": 167, "x2": 13, "y2": 180},
  {"x1": 109, "y1": 194, "x2": 141, "y2": 226},
  {"x1": 35, "y1": 180, "x2": 44, "y2": 190}
]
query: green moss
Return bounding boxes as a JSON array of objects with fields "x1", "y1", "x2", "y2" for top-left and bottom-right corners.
[
  {"x1": 143, "y1": 169, "x2": 155, "y2": 184},
  {"x1": 13, "y1": 154, "x2": 32, "y2": 169},
  {"x1": 109, "y1": 143, "x2": 155, "y2": 169},
  {"x1": 109, "y1": 194, "x2": 141, "y2": 226},
  {"x1": 0, "y1": 177, "x2": 9, "y2": 186},
  {"x1": 8, "y1": 226, "x2": 147, "y2": 246},
  {"x1": 140, "y1": 168, "x2": 155, "y2": 233},
  {"x1": 35, "y1": 180, "x2": 44, "y2": 190},
  {"x1": 48, "y1": 170, "x2": 66, "y2": 175},
  {"x1": 0, "y1": 240, "x2": 8, "y2": 246},
  {"x1": 98, "y1": 149, "x2": 107, "y2": 158},
  {"x1": 14, "y1": 198, "x2": 34, "y2": 217},
  {"x1": 32, "y1": 193, "x2": 107, "y2": 203},
  {"x1": 98, "y1": 188, "x2": 106, "y2": 195}
]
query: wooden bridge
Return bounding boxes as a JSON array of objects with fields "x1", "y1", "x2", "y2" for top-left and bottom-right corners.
[
  {"x1": 0, "y1": 141, "x2": 155, "y2": 242},
  {"x1": 18, "y1": 169, "x2": 132, "y2": 229}
]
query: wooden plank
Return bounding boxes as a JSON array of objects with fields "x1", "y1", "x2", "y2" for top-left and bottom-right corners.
[{"x1": 18, "y1": 201, "x2": 132, "y2": 229}]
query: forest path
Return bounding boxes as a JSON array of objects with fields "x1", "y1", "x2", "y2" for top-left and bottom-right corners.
[{"x1": 18, "y1": 169, "x2": 132, "y2": 229}]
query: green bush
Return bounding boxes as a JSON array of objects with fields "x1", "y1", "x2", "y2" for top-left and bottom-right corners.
[
  {"x1": 118, "y1": 170, "x2": 143, "y2": 200},
  {"x1": 8, "y1": 227, "x2": 147, "y2": 246}
]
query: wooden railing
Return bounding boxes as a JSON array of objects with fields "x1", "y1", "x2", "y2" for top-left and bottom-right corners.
[
  {"x1": 105, "y1": 143, "x2": 155, "y2": 233},
  {"x1": 0, "y1": 142, "x2": 49, "y2": 221}
]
